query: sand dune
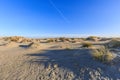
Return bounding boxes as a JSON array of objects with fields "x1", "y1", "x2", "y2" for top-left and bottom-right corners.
[{"x1": 0, "y1": 37, "x2": 120, "y2": 80}]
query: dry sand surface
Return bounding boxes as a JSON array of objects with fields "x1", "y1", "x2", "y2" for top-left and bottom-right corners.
[{"x1": 0, "y1": 37, "x2": 120, "y2": 80}]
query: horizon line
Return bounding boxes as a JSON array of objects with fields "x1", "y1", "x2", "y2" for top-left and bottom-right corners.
[{"x1": 0, "y1": 34, "x2": 120, "y2": 38}]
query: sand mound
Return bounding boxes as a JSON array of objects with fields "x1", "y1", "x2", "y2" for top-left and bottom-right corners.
[
  {"x1": 105, "y1": 39, "x2": 120, "y2": 48},
  {"x1": 3, "y1": 36, "x2": 32, "y2": 43},
  {"x1": 5, "y1": 42, "x2": 19, "y2": 47},
  {"x1": 86, "y1": 36, "x2": 100, "y2": 41},
  {"x1": 0, "y1": 39, "x2": 120, "y2": 80},
  {"x1": 29, "y1": 42, "x2": 41, "y2": 48}
]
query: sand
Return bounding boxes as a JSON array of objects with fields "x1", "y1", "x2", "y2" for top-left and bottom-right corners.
[{"x1": 0, "y1": 38, "x2": 120, "y2": 80}]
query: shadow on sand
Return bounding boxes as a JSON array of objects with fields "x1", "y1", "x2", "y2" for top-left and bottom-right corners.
[{"x1": 26, "y1": 48, "x2": 120, "y2": 80}]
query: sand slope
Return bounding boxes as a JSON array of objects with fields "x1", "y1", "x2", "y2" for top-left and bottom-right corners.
[{"x1": 0, "y1": 40, "x2": 120, "y2": 80}]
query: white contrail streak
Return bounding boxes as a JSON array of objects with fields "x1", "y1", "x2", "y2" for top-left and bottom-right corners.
[{"x1": 48, "y1": 0, "x2": 69, "y2": 23}]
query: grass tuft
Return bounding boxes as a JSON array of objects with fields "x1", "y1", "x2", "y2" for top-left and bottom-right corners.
[
  {"x1": 46, "y1": 39, "x2": 54, "y2": 43},
  {"x1": 105, "y1": 39, "x2": 120, "y2": 48},
  {"x1": 82, "y1": 42, "x2": 92, "y2": 48},
  {"x1": 91, "y1": 46, "x2": 115, "y2": 63}
]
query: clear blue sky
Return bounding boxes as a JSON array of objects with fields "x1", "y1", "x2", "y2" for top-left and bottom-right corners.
[{"x1": 0, "y1": 0, "x2": 120, "y2": 37}]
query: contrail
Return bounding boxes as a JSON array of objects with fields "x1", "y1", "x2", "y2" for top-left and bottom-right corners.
[{"x1": 48, "y1": 0, "x2": 69, "y2": 23}]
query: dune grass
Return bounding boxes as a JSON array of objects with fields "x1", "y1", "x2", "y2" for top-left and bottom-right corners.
[
  {"x1": 105, "y1": 39, "x2": 120, "y2": 48},
  {"x1": 86, "y1": 36, "x2": 99, "y2": 41},
  {"x1": 46, "y1": 39, "x2": 54, "y2": 43},
  {"x1": 91, "y1": 46, "x2": 115, "y2": 63},
  {"x1": 82, "y1": 42, "x2": 93, "y2": 48},
  {"x1": 65, "y1": 47, "x2": 72, "y2": 50}
]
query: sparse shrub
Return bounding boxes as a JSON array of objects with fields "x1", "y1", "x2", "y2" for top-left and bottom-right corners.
[
  {"x1": 64, "y1": 38, "x2": 70, "y2": 41},
  {"x1": 46, "y1": 39, "x2": 54, "y2": 43},
  {"x1": 100, "y1": 38, "x2": 110, "y2": 41},
  {"x1": 80, "y1": 38, "x2": 86, "y2": 41},
  {"x1": 71, "y1": 41, "x2": 76, "y2": 43},
  {"x1": 3, "y1": 36, "x2": 31, "y2": 43},
  {"x1": 105, "y1": 39, "x2": 120, "y2": 48},
  {"x1": 82, "y1": 42, "x2": 92, "y2": 48},
  {"x1": 86, "y1": 36, "x2": 99, "y2": 41},
  {"x1": 65, "y1": 47, "x2": 72, "y2": 50},
  {"x1": 91, "y1": 46, "x2": 115, "y2": 63},
  {"x1": 59, "y1": 37, "x2": 65, "y2": 42},
  {"x1": 4, "y1": 36, "x2": 20, "y2": 42},
  {"x1": 71, "y1": 38, "x2": 75, "y2": 40}
]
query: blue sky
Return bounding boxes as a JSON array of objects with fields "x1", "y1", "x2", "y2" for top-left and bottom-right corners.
[{"x1": 0, "y1": 0, "x2": 120, "y2": 37}]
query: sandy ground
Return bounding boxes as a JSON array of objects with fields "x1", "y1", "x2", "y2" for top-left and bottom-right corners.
[{"x1": 0, "y1": 40, "x2": 120, "y2": 80}]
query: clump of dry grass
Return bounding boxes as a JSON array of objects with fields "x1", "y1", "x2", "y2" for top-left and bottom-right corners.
[
  {"x1": 58, "y1": 37, "x2": 71, "y2": 42},
  {"x1": 4, "y1": 36, "x2": 32, "y2": 43},
  {"x1": 86, "y1": 36, "x2": 100, "y2": 41},
  {"x1": 46, "y1": 39, "x2": 54, "y2": 43},
  {"x1": 70, "y1": 41, "x2": 76, "y2": 43},
  {"x1": 58, "y1": 37, "x2": 65, "y2": 42},
  {"x1": 65, "y1": 47, "x2": 72, "y2": 50},
  {"x1": 91, "y1": 46, "x2": 115, "y2": 63},
  {"x1": 105, "y1": 39, "x2": 120, "y2": 48},
  {"x1": 4, "y1": 36, "x2": 21, "y2": 42},
  {"x1": 82, "y1": 42, "x2": 93, "y2": 48}
]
